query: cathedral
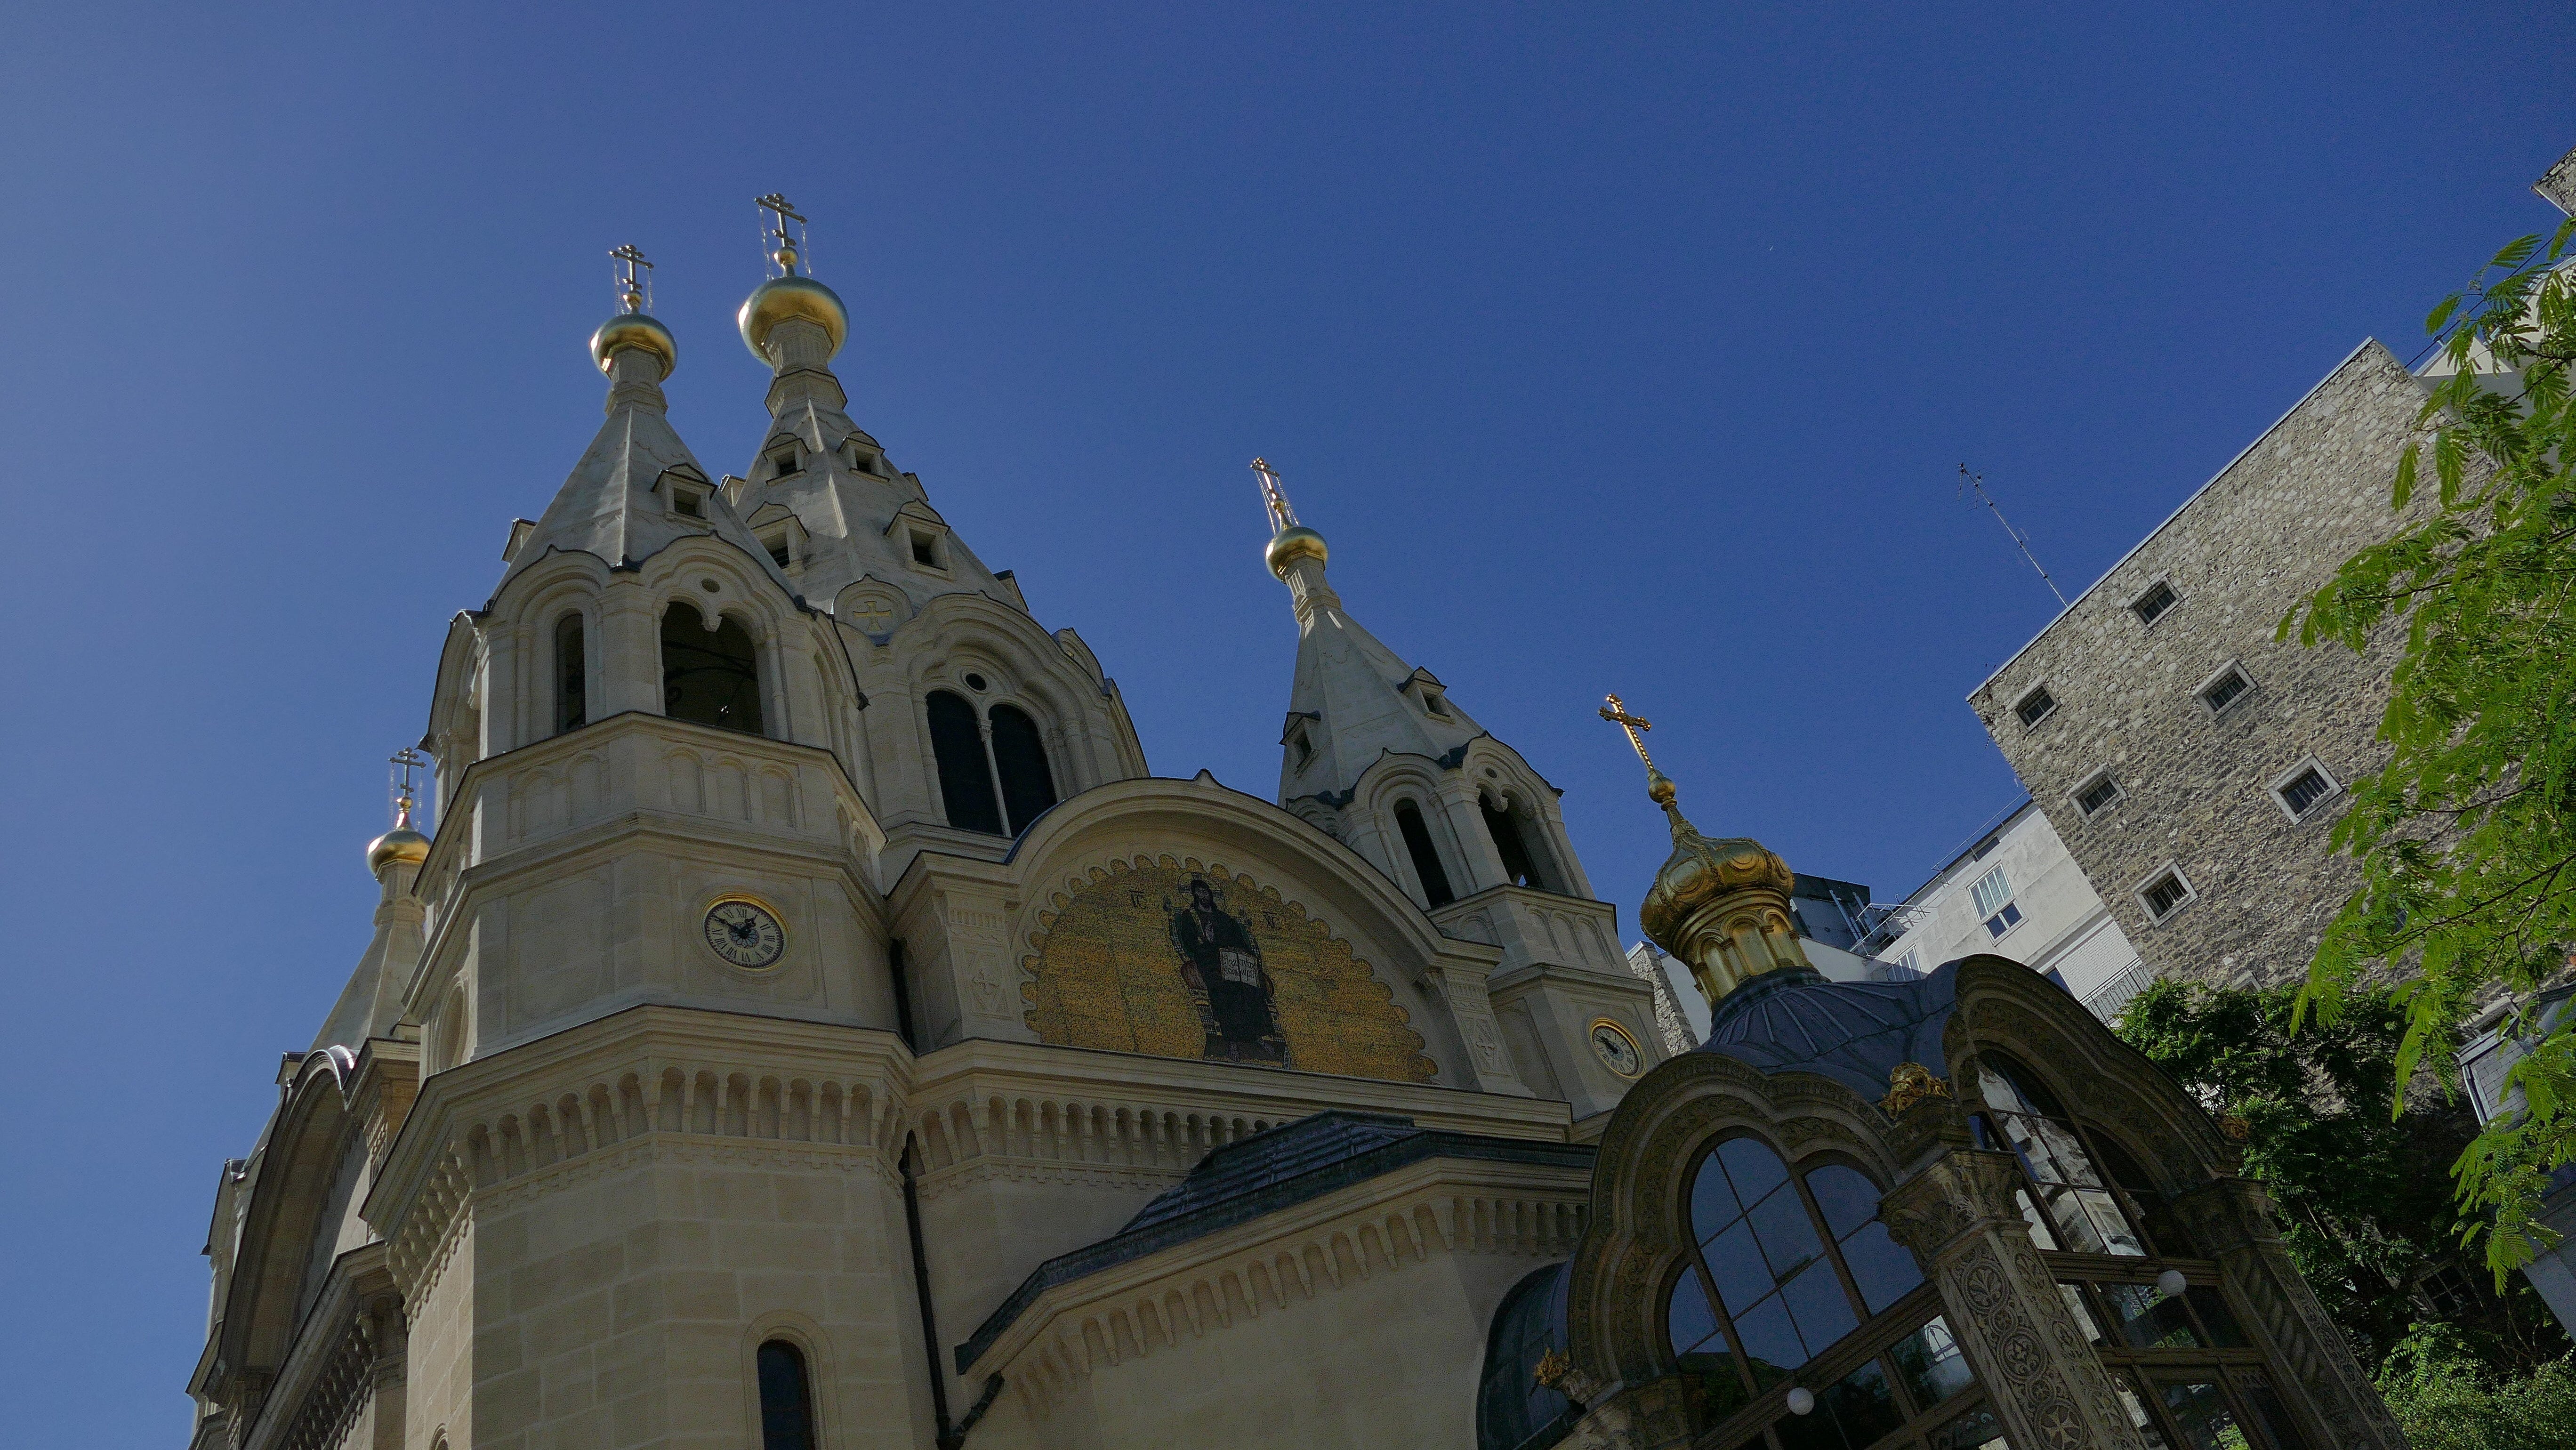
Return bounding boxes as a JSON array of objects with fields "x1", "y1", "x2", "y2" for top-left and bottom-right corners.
[{"x1": 184, "y1": 208, "x2": 2410, "y2": 1450}]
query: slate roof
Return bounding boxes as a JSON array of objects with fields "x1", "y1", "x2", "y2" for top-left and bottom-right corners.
[
  {"x1": 1696, "y1": 960, "x2": 1961, "y2": 1102},
  {"x1": 957, "y1": 1109, "x2": 1595, "y2": 1372}
]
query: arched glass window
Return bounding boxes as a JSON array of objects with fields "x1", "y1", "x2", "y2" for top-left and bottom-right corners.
[
  {"x1": 1394, "y1": 800, "x2": 1456, "y2": 907},
  {"x1": 755, "y1": 1339, "x2": 816, "y2": 1450},
  {"x1": 1476, "y1": 1263, "x2": 1572, "y2": 1450},
  {"x1": 1481, "y1": 797, "x2": 1556, "y2": 892},
  {"x1": 553, "y1": 612, "x2": 587, "y2": 734},
  {"x1": 1665, "y1": 1137, "x2": 1989, "y2": 1446},
  {"x1": 1969, "y1": 1054, "x2": 2145, "y2": 1257},
  {"x1": 661, "y1": 602, "x2": 765, "y2": 735},
  {"x1": 926, "y1": 690, "x2": 1005, "y2": 835},
  {"x1": 989, "y1": 704, "x2": 1058, "y2": 834}
]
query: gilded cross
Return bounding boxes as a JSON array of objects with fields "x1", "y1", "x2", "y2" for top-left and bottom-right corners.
[
  {"x1": 609, "y1": 244, "x2": 653, "y2": 314},
  {"x1": 1599, "y1": 693, "x2": 1656, "y2": 770},
  {"x1": 388, "y1": 747, "x2": 429, "y2": 825},
  {"x1": 1251, "y1": 457, "x2": 1298, "y2": 533},
  {"x1": 756, "y1": 193, "x2": 808, "y2": 277}
]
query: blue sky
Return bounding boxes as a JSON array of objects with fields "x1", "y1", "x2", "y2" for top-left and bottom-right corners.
[{"x1": 2, "y1": 2, "x2": 2570, "y2": 1441}]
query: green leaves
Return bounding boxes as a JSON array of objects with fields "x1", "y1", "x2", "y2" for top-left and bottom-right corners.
[{"x1": 2281, "y1": 220, "x2": 2576, "y2": 1284}]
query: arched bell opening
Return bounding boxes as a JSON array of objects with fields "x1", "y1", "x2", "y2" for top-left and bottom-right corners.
[{"x1": 661, "y1": 601, "x2": 765, "y2": 736}]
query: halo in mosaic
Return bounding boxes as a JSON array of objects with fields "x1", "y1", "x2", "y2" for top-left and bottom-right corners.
[{"x1": 1023, "y1": 855, "x2": 1437, "y2": 1082}]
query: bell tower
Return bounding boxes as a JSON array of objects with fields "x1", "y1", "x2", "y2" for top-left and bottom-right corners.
[{"x1": 1256, "y1": 459, "x2": 1663, "y2": 1113}]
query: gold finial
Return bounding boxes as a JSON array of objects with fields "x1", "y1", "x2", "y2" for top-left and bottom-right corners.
[
  {"x1": 610, "y1": 244, "x2": 654, "y2": 314},
  {"x1": 757, "y1": 193, "x2": 809, "y2": 278},
  {"x1": 1254, "y1": 457, "x2": 1329, "y2": 577},
  {"x1": 1600, "y1": 693, "x2": 1677, "y2": 806}
]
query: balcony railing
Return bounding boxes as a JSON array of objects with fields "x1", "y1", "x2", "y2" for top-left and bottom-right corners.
[{"x1": 2080, "y1": 958, "x2": 2155, "y2": 1024}]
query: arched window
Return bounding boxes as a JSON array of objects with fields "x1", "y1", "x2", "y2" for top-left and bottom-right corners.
[
  {"x1": 989, "y1": 704, "x2": 1058, "y2": 834},
  {"x1": 754, "y1": 1339, "x2": 816, "y2": 1450},
  {"x1": 926, "y1": 690, "x2": 1004, "y2": 835},
  {"x1": 1969, "y1": 1053, "x2": 2145, "y2": 1257},
  {"x1": 1477, "y1": 1263, "x2": 1571, "y2": 1450},
  {"x1": 1666, "y1": 1136, "x2": 1983, "y2": 1444},
  {"x1": 553, "y1": 612, "x2": 587, "y2": 735},
  {"x1": 1394, "y1": 800, "x2": 1456, "y2": 907},
  {"x1": 1481, "y1": 796, "x2": 1557, "y2": 892},
  {"x1": 661, "y1": 602, "x2": 765, "y2": 735}
]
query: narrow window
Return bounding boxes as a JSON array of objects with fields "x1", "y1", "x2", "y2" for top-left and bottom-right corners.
[
  {"x1": 1292, "y1": 731, "x2": 1314, "y2": 769},
  {"x1": 2132, "y1": 580, "x2": 2178, "y2": 626},
  {"x1": 926, "y1": 690, "x2": 1004, "y2": 835},
  {"x1": 1970, "y1": 1054, "x2": 2145, "y2": 1257},
  {"x1": 2075, "y1": 773, "x2": 2120, "y2": 816},
  {"x1": 771, "y1": 448, "x2": 798, "y2": 476},
  {"x1": 910, "y1": 531, "x2": 940, "y2": 568},
  {"x1": 1481, "y1": 799, "x2": 1549, "y2": 891},
  {"x1": 755, "y1": 1340, "x2": 816, "y2": 1450},
  {"x1": 673, "y1": 488, "x2": 707, "y2": 519},
  {"x1": 1968, "y1": 865, "x2": 2021, "y2": 938},
  {"x1": 2140, "y1": 868, "x2": 2192, "y2": 921},
  {"x1": 1422, "y1": 691, "x2": 1449, "y2": 718},
  {"x1": 989, "y1": 704, "x2": 1059, "y2": 835},
  {"x1": 2014, "y1": 686, "x2": 2056, "y2": 729},
  {"x1": 766, "y1": 537, "x2": 793, "y2": 569},
  {"x1": 1394, "y1": 801, "x2": 1456, "y2": 907},
  {"x1": 553, "y1": 612, "x2": 587, "y2": 734},
  {"x1": 853, "y1": 450, "x2": 877, "y2": 475},
  {"x1": 660, "y1": 602, "x2": 764, "y2": 735},
  {"x1": 2199, "y1": 666, "x2": 2250, "y2": 714},
  {"x1": 2276, "y1": 764, "x2": 2335, "y2": 819}
]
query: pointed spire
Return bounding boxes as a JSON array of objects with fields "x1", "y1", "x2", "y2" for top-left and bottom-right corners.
[
  {"x1": 1603, "y1": 694, "x2": 1812, "y2": 1005},
  {"x1": 315, "y1": 750, "x2": 432, "y2": 1053},
  {"x1": 503, "y1": 246, "x2": 789, "y2": 588}
]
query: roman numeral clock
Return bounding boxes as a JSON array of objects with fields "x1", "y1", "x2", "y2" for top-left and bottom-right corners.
[{"x1": 703, "y1": 896, "x2": 786, "y2": 969}]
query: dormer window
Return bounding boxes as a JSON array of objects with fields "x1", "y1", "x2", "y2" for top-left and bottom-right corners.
[
  {"x1": 1293, "y1": 731, "x2": 1314, "y2": 769},
  {"x1": 1421, "y1": 692, "x2": 1449, "y2": 718},
  {"x1": 770, "y1": 448, "x2": 799, "y2": 477},
  {"x1": 910, "y1": 530, "x2": 942, "y2": 569},
  {"x1": 766, "y1": 540, "x2": 792, "y2": 569},
  {"x1": 671, "y1": 487, "x2": 707, "y2": 519}
]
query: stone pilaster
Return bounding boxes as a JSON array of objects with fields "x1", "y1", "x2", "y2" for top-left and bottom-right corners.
[
  {"x1": 2173, "y1": 1178, "x2": 2410, "y2": 1449},
  {"x1": 1883, "y1": 1149, "x2": 2149, "y2": 1450}
]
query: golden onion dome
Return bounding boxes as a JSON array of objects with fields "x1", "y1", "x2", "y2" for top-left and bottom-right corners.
[
  {"x1": 589, "y1": 312, "x2": 677, "y2": 378},
  {"x1": 1636, "y1": 810, "x2": 1794, "y2": 960},
  {"x1": 738, "y1": 275, "x2": 848, "y2": 363},
  {"x1": 1266, "y1": 524, "x2": 1329, "y2": 578},
  {"x1": 366, "y1": 825, "x2": 431, "y2": 877}
]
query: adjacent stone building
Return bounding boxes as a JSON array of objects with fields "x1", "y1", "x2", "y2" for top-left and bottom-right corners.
[{"x1": 1968, "y1": 148, "x2": 2576, "y2": 992}]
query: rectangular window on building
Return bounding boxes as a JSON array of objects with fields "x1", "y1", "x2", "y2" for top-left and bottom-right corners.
[
  {"x1": 2131, "y1": 579, "x2": 2178, "y2": 626},
  {"x1": 2075, "y1": 772, "x2": 2121, "y2": 817},
  {"x1": 2139, "y1": 867, "x2": 2194, "y2": 922},
  {"x1": 2198, "y1": 666, "x2": 2251, "y2": 715},
  {"x1": 2272, "y1": 760, "x2": 2339, "y2": 821},
  {"x1": 2014, "y1": 686, "x2": 2057, "y2": 729},
  {"x1": 672, "y1": 487, "x2": 706, "y2": 519},
  {"x1": 1969, "y1": 866, "x2": 2021, "y2": 938}
]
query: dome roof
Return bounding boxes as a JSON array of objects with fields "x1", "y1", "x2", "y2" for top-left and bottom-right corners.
[
  {"x1": 1265, "y1": 524, "x2": 1328, "y2": 577},
  {"x1": 366, "y1": 825, "x2": 430, "y2": 876},
  {"x1": 589, "y1": 312, "x2": 676, "y2": 377},
  {"x1": 737, "y1": 274, "x2": 847, "y2": 362},
  {"x1": 1697, "y1": 962, "x2": 1960, "y2": 1102}
]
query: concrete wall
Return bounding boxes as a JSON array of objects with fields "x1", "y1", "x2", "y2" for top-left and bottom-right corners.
[{"x1": 1874, "y1": 802, "x2": 2140, "y2": 1006}]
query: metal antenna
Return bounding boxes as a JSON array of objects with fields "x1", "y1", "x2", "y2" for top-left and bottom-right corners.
[{"x1": 1959, "y1": 465, "x2": 2068, "y2": 608}]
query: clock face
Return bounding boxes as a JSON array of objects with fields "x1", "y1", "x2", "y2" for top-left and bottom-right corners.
[
  {"x1": 1590, "y1": 1019, "x2": 1642, "y2": 1077},
  {"x1": 703, "y1": 898, "x2": 786, "y2": 968}
]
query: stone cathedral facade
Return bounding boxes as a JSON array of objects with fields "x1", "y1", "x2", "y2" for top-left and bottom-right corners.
[{"x1": 184, "y1": 229, "x2": 2408, "y2": 1450}]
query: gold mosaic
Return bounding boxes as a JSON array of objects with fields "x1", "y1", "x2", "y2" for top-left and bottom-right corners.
[{"x1": 1023, "y1": 855, "x2": 1436, "y2": 1083}]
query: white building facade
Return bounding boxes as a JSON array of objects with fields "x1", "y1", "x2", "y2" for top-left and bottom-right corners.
[{"x1": 1868, "y1": 799, "x2": 2150, "y2": 1022}]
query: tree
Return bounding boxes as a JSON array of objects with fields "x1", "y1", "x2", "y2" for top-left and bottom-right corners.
[
  {"x1": 2283, "y1": 213, "x2": 2576, "y2": 1281},
  {"x1": 2114, "y1": 978, "x2": 2566, "y2": 1369}
]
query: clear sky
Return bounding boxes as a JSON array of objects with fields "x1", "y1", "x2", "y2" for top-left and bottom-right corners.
[{"x1": 2, "y1": 2, "x2": 2570, "y2": 1441}]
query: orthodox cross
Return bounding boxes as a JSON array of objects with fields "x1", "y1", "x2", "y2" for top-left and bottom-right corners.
[
  {"x1": 388, "y1": 747, "x2": 430, "y2": 826},
  {"x1": 1251, "y1": 457, "x2": 1298, "y2": 533},
  {"x1": 609, "y1": 243, "x2": 653, "y2": 314},
  {"x1": 1599, "y1": 693, "x2": 1657, "y2": 771},
  {"x1": 757, "y1": 193, "x2": 809, "y2": 278}
]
